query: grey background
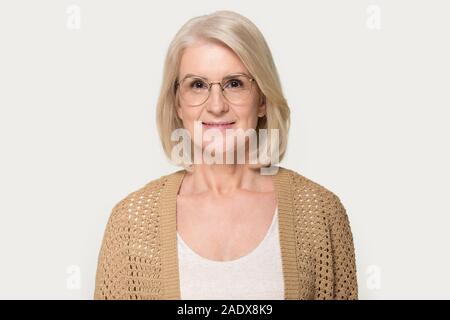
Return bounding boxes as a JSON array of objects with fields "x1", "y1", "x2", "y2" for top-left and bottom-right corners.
[{"x1": 0, "y1": 0, "x2": 449, "y2": 299}]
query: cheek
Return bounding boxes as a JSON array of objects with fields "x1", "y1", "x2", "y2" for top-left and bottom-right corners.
[
  {"x1": 235, "y1": 107, "x2": 259, "y2": 129},
  {"x1": 178, "y1": 107, "x2": 197, "y2": 129}
]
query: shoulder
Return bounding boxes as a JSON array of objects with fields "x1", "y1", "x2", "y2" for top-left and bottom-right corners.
[
  {"x1": 279, "y1": 166, "x2": 347, "y2": 226},
  {"x1": 280, "y1": 166, "x2": 342, "y2": 202},
  {"x1": 106, "y1": 170, "x2": 184, "y2": 224}
]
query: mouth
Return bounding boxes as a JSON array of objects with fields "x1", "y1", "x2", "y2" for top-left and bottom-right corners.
[{"x1": 201, "y1": 121, "x2": 236, "y2": 129}]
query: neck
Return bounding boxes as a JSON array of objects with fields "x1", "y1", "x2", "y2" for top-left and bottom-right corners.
[{"x1": 184, "y1": 164, "x2": 269, "y2": 196}]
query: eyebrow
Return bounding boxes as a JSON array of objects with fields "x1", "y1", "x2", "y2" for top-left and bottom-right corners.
[{"x1": 181, "y1": 72, "x2": 251, "y2": 81}]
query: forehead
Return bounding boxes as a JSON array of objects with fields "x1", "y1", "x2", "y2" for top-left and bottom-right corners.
[{"x1": 179, "y1": 41, "x2": 249, "y2": 80}]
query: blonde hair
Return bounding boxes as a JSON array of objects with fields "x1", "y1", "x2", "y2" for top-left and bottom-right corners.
[{"x1": 156, "y1": 10, "x2": 290, "y2": 171}]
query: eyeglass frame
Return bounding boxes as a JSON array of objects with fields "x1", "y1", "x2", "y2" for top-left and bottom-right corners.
[{"x1": 174, "y1": 73, "x2": 257, "y2": 106}]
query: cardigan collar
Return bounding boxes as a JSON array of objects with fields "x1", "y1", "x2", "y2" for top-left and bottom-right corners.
[{"x1": 158, "y1": 166, "x2": 301, "y2": 299}]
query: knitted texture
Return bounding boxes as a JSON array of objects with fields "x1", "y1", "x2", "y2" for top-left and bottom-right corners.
[{"x1": 94, "y1": 167, "x2": 358, "y2": 300}]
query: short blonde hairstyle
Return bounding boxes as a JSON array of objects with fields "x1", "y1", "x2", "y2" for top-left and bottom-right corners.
[{"x1": 156, "y1": 10, "x2": 290, "y2": 170}]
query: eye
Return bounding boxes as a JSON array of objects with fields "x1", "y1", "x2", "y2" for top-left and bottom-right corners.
[
  {"x1": 224, "y1": 78, "x2": 243, "y2": 89},
  {"x1": 190, "y1": 79, "x2": 208, "y2": 89}
]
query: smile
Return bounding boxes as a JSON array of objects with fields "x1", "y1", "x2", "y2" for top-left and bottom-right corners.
[{"x1": 201, "y1": 121, "x2": 235, "y2": 129}]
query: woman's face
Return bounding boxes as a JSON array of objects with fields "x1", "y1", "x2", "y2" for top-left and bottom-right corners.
[{"x1": 176, "y1": 41, "x2": 266, "y2": 158}]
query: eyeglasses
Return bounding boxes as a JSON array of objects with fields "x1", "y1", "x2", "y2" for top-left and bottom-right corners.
[{"x1": 175, "y1": 73, "x2": 256, "y2": 107}]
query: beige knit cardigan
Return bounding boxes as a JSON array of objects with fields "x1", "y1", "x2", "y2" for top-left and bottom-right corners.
[{"x1": 94, "y1": 166, "x2": 358, "y2": 300}]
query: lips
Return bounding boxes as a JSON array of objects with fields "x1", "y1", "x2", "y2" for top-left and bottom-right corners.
[{"x1": 202, "y1": 121, "x2": 235, "y2": 129}]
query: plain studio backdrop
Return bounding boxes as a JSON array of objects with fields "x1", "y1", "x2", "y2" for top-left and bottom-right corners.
[{"x1": 0, "y1": 0, "x2": 449, "y2": 299}]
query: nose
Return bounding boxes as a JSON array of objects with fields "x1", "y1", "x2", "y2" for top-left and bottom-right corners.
[{"x1": 205, "y1": 83, "x2": 229, "y2": 114}]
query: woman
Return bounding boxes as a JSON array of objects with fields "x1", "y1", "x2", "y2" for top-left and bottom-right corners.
[{"x1": 94, "y1": 10, "x2": 358, "y2": 300}]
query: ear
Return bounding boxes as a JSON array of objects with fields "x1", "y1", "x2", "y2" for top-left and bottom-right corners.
[
  {"x1": 257, "y1": 95, "x2": 266, "y2": 117},
  {"x1": 176, "y1": 105, "x2": 183, "y2": 120},
  {"x1": 175, "y1": 94, "x2": 184, "y2": 120}
]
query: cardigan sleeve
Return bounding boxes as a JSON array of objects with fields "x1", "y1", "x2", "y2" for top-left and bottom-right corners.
[
  {"x1": 93, "y1": 203, "x2": 124, "y2": 300},
  {"x1": 329, "y1": 195, "x2": 358, "y2": 300}
]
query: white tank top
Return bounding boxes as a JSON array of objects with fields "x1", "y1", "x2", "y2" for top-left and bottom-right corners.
[{"x1": 177, "y1": 207, "x2": 285, "y2": 300}]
